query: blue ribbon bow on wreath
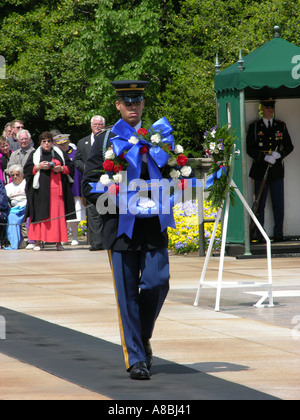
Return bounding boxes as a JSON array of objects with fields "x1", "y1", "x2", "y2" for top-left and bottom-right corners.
[
  {"x1": 111, "y1": 117, "x2": 175, "y2": 182},
  {"x1": 206, "y1": 166, "x2": 227, "y2": 189}
]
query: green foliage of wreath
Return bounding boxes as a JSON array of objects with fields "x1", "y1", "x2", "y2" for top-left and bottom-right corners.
[{"x1": 203, "y1": 124, "x2": 237, "y2": 209}]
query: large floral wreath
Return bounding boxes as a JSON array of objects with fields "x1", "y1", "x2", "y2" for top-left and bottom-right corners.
[
  {"x1": 90, "y1": 117, "x2": 200, "y2": 239},
  {"x1": 203, "y1": 124, "x2": 236, "y2": 209},
  {"x1": 99, "y1": 117, "x2": 192, "y2": 196}
]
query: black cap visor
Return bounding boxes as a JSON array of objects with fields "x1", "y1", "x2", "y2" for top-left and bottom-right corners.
[{"x1": 117, "y1": 95, "x2": 144, "y2": 103}]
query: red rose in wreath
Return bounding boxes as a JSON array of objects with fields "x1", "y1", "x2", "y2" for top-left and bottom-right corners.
[
  {"x1": 137, "y1": 128, "x2": 148, "y2": 136},
  {"x1": 103, "y1": 159, "x2": 115, "y2": 172},
  {"x1": 139, "y1": 145, "x2": 149, "y2": 155},
  {"x1": 176, "y1": 154, "x2": 188, "y2": 166},
  {"x1": 113, "y1": 163, "x2": 124, "y2": 173}
]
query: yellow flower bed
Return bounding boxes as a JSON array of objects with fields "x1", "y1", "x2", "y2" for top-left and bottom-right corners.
[
  {"x1": 78, "y1": 220, "x2": 87, "y2": 237},
  {"x1": 168, "y1": 199, "x2": 221, "y2": 254}
]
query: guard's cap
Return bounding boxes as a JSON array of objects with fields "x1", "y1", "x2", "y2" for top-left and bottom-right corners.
[
  {"x1": 260, "y1": 98, "x2": 276, "y2": 107},
  {"x1": 54, "y1": 134, "x2": 70, "y2": 144},
  {"x1": 111, "y1": 80, "x2": 149, "y2": 103}
]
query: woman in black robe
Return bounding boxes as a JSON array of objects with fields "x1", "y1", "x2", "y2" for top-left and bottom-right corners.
[{"x1": 23, "y1": 132, "x2": 75, "y2": 251}]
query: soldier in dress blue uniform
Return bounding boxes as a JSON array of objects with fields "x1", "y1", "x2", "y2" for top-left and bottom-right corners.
[
  {"x1": 82, "y1": 80, "x2": 170, "y2": 380},
  {"x1": 247, "y1": 98, "x2": 294, "y2": 241}
]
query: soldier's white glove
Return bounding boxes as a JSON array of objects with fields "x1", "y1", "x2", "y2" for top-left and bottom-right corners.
[
  {"x1": 271, "y1": 151, "x2": 281, "y2": 160},
  {"x1": 264, "y1": 155, "x2": 276, "y2": 165}
]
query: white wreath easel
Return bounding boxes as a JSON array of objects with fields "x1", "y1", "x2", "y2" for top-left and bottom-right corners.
[{"x1": 194, "y1": 148, "x2": 274, "y2": 311}]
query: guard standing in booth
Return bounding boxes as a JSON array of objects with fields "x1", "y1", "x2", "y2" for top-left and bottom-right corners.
[
  {"x1": 247, "y1": 98, "x2": 294, "y2": 242},
  {"x1": 82, "y1": 80, "x2": 170, "y2": 380}
]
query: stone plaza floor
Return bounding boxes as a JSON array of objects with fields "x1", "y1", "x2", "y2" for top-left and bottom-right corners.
[{"x1": 0, "y1": 243, "x2": 299, "y2": 400}]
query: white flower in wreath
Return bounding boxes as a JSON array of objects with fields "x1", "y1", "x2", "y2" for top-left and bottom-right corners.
[
  {"x1": 150, "y1": 133, "x2": 161, "y2": 144},
  {"x1": 180, "y1": 165, "x2": 192, "y2": 177},
  {"x1": 211, "y1": 128, "x2": 216, "y2": 138},
  {"x1": 113, "y1": 172, "x2": 123, "y2": 184},
  {"x1": 128, "y1": 136, "x2": 139, "y2": 145},
  {"x1": 174, "y1": 144, "x2": 184, "y2": 154},
  {"x1": 99, "y1": 174, "x2": 111, "y2": 185},
  {"x1": 105, "y1": 148, "x2": 116, "y2": 160},
  {"x1": 170, "y1": 169, "x2": 180, "y2": 179},
  {"x1": 209, "y1": 142, "x2": 216, "y2": 152}
]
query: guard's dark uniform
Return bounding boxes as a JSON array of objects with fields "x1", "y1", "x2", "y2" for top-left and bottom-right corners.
[
  {"x1": 82, "y1": 82, "x2": 169, "y2": 376},
  {"x1": 247, "y1": 117, "x2": 294, "y2": 239}
]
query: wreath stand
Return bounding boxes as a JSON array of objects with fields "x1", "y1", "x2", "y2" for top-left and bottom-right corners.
[{"x1": 193, "y1": 152, "x2": 274, "y2": 312}]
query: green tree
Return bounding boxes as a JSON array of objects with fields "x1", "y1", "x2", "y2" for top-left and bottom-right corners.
[
  {"x1": 77, "y1": 0, "x2": 175, "y2": 127},
  {"x1": 0, "y1": 0, "x2": 100, "y2": 141},
  {"x1": 159, "y1": 0, "x2": 300, "y2": 152},
  {"x1": 0, "y1": 0, "x2": 300, "y2": 150}
]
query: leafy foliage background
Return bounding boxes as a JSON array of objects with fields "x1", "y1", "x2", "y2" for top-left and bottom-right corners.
[{"x1": 0, "y1": 0, "x2": 299, "y2": 149}]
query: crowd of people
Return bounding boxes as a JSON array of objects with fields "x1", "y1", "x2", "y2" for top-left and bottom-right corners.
[{"x1": 0, "y1": 116, "x2": 105, "y2": 251}]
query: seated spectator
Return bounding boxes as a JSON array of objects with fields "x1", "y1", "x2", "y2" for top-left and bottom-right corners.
[
  {"x1": 8, "y1": 129, "x2": 35, "y2": 169},
  {"x1": 0, "y1": 136, "x2": 12, "y2": 184},
  {"x1": 4, "y1": 165, "x2": 27, "y2": 250},
  {"x1": 0, "y1": 180, "x2": 9, "y2": 247}
]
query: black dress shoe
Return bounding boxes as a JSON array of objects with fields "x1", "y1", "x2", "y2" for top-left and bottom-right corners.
[
  {"x1": 273, "y1": 236, "x2": 284, "y2": 242},
  {"x1": 89, "y1": 245, "x2": 103, "y2": 251},
  {"x1": 129, "y1": 361, "x2": 150, "y2": 380},
  {"x1": 142, "y1": 338, "x2": 153, "y2": 370}
]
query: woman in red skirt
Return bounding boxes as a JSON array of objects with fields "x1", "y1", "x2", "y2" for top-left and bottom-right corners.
[{"x1": 24, "y1": 132, "x2": 75, "y2": 251}]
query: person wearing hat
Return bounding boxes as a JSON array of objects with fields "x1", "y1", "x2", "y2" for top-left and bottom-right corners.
[
  {"x1": 55, "y1": 134, "x2": 86, "y2": 246},
  {"x1": 246, "y1": 98, "x2": 294, "y2": 242},
  {"x1": 74, "y1": 116, "x2": 105, "y2": 251},
  {"x1": 82, "y1": 80, "x2": 170, "y2": 380}
]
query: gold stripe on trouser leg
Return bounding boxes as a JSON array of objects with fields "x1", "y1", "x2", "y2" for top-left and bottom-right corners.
[{"x1": 108, "y1": 250, "x2": 130, "y2": 370}]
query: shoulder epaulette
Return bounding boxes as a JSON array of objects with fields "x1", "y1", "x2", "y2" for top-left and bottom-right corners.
[{"x1": 95, "y1": 126, "x2": 114, "y2": 139}]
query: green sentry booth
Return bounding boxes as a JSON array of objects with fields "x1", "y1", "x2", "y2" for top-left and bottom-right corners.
[{"x1": 214, "y1": 27, "x2": 300, "y2": 253}]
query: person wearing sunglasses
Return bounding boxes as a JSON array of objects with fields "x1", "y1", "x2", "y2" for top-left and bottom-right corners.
[
  {"x1": 23, "y1": 132, "x2": 75, "y2": 251},
  {"x1": 7, "y1": 119, "x2": 24, "y2": 151},
  {"x1": 7, "y1": 119, "x2": 34, "y2": 151},
  {"x1": 247, "y1": 98, "x2": 294, "y2": 242}
]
